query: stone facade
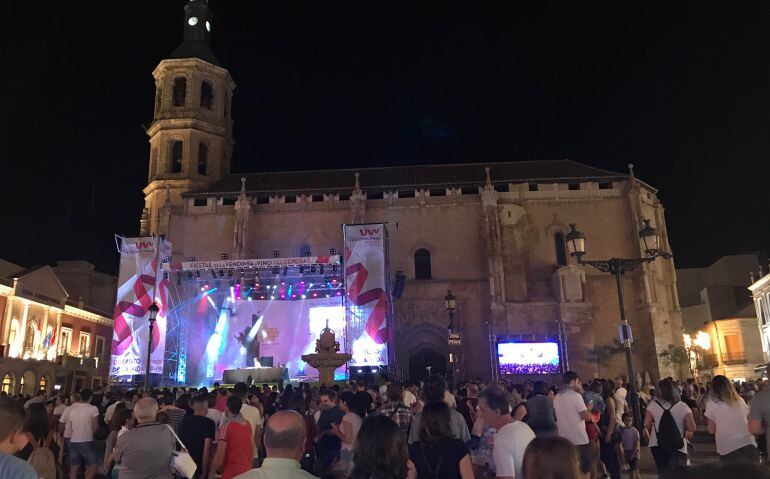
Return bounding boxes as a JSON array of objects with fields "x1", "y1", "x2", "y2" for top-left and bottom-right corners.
[{"x1": 138, "y1": 1, "x2": 685, "y2": 383}]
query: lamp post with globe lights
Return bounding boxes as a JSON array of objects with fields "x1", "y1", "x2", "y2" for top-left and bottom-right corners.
[
  {"x1": 145, "y1": 303, "x2": 159, "y2": 390},
  {"x1": 445, "y1": 290, "x2": 458, "y2": 383},
  {"x1": 565, "y1": 219, "x2": 673, "y2": 428}
]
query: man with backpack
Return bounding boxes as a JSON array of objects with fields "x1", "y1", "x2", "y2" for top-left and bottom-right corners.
[{"x1": 643, "y1": 378, "x2": 696, "y2": 475}]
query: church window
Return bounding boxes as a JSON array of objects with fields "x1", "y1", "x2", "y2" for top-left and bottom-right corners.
[
  {"x1": 338, "y1": 193, "x2": 351, "y2": 201},
  {"x1": 312, "y1": 194, "x2": 324, "y2": 202},
  {"x1": 201, "y1": 81, "x2": 214, "y2": 109},
  {"x1": 171, "y1": 140, "x2": 183, "y2": 173},
  {"x1": 257, "y1": 195, "x2": 269, "y2": 204},
  {"x1": 150, "y1": 148, "x2": 158, "y2": 179},
  {"x1": 568, "y1": 182, "x2": 581, "y2": 190},
  {"x1": 598, "y1": 182, "x2": 613, "y2": 190},
  {"x1": 222, "y1": 197, "x2": 237, "y2": 206},
  {"x1": 461, "y1": 187, "x2": 478, "y2": 195},
  {"x1": 554, "y1": 232, "x2": 567, "y2": 266},
  {"x1": 414, "y1": 249, "x2": 432, "y2": 280},
  {"x1": 528, "y1": 183, "x2": 539, "y2": 191},
  {"x1": 367, "y1": 192, "x2": 384, "y2": 200},
  {"x1": 284, "y1": 195, "x2": 297, "y2": 204},
  {"x1": 1, "y1": 374, "x2": 14, "y2": 394},
  {"x1": 429, "y1": 189, "x2": 446, "y2": 197},
  {"x1": 494, "y1": 184, "x2": 508, "y2": 193},
  {"x1": 194, "y1": 198, "x2": 207, "y2": 207},
  {"x1": 172, "y1": 77, "x2": 187, "y2": 106},
  {"x1": 198, "y1": 143, "x2": 208, "y2": 175},
  {"x1": 398, "y1": 190, "x2": 415, "y2": 198}
]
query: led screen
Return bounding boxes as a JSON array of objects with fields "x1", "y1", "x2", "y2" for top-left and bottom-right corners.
[{"x1": 497, "y1": 342, "x2": 560, "y2": 375}]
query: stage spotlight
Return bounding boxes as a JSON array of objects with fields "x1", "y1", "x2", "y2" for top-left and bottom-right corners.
[
  {"x1": 273, "y1": 250, "x2": 280, "y2": 258},
  {"x1": 270, "y1": 295, "x2": 275, "y2": 300},
  {"x1": 204, "y1": 284, "x2": 209, "y2": 289},
  {"x1": 326, "y1": 294, "x2": 330, "y2": 298},
  {"x1": 221, "y1": 253, "x2": 229, "y2": 260},
  {"x1": 293, "y1": 294, "x2": 298, "y2": 298},
  {"x1": 260, "y1": 295, "x2": 265, "y2": 299},
  {"x1": 336, "y1": 291, "x2": 342, "y2": 296},
  {"x1": 330, "y1": 248, "x2": 337, "y2": 255},
  {"x1": 200, "y1": 287, "x2": 205, "y2": 292},
  {"x1": 247, "y1": 297, "x2": 252, "y2": 301},
  {"x1": 312, "y1": 293, "x2": 318, "y2": 298}
]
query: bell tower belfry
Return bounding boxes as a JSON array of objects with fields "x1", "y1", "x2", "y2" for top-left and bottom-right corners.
[{"x1": 140, "y1": 0, "x2": 235, "y2": 236}]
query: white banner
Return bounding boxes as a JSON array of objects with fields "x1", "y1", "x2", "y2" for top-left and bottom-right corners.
[
  {"x1": 110, "y1": 237, "x2": 170, "y2": 376},
  {"x1": 344, "y1": 224, "x2": 388, "y2": 366},
  {"x1": 164, "y1": 255, "x2": 340, "y2": 271}
]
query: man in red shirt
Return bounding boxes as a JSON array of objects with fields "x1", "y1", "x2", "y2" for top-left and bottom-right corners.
[{"x1": 215, "y1": 387, "x2": 229, "y2": 412}]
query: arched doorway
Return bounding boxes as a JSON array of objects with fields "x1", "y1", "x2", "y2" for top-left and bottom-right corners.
[
  {"x1": 1, "y1": 373, "x2": 14, "y2": 394},
  {"x1": 409, "y1": 347, "x2": 447, "y2": 382}
]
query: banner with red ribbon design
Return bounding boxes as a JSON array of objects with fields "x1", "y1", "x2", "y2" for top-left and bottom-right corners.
[
  {"x1": 110, "y1": 237, "x2": 171, "y2": 376},
  {"x1": 344, "y1": 224, "x2": 388, "y2": 366}
]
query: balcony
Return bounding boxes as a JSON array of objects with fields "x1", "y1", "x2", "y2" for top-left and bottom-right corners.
[{"x1": 700, "y1": 352, "x2": 746, "y2": 368}]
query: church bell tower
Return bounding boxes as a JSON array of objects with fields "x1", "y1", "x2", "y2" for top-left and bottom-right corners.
[{"x1": 140, "y1": 0, "x2": 235, "y2": 236}]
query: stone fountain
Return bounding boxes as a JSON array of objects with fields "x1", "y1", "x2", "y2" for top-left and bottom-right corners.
[{"x1": 302, "y1": 321, "x2": 352, "y2": 386}]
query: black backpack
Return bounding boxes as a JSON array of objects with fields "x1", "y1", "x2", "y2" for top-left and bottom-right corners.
[{"x1": 655, "y1": 400, "x2": 684, "y2": 452}]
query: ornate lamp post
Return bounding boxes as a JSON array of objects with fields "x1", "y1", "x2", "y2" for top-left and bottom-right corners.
[
  {"x1": 145, "y1": 303, "x2": 159, "y2": 390},
  {"x1": 565, "y1": 219, "x2": 672, "y2": 428},
  {"x1": 445, "y1": 290, "x2": 457, "y2": 383}
]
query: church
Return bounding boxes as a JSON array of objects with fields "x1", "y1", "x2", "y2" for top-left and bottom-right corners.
[{"x1": 138, "y1": 0, "x2": 684, "y2": 383}]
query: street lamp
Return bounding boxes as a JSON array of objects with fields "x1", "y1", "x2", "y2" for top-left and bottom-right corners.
[
  {"x1": 565, "y1": 220, "x2": 672, "y2": 429},
  {"x1": 445, "y1": 290, "x2": 457, "y2": 331},
  {"x1": 145, "y1": 303, "x2": 159, "y2": 390}
]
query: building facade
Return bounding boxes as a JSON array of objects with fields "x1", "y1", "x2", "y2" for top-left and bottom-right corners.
[
  {"x1": 677, "y1": 254, "x2": 765, "y2": 381},
  {"x1": 749, "y1": 270, "x2": 770, "y2": 378},
  {"x1": 137, "y1": 1, "x2": 685, "y2": 383},
  {"x1": 0, "y1": 263, "x2": 114, "y2": 394}
]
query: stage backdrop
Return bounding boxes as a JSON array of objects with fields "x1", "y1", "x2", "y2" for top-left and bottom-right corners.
[
  {"x1": 110, "y1": 237, "x2": 170, "y2": 376},
  {"x1": 203, "y1": 297, "x2": 346, "y2": 381},
  {"x1": 344, "y1": 224, "x2": 388, "y2": 367}
]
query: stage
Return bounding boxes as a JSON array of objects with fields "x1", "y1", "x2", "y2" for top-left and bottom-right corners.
[{"x1": 222, "y1": 367, "x2": 289, "y2": 384}]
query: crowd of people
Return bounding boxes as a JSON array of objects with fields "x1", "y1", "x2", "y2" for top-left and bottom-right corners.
[{"x1": 0, "y1": 370, "x2": 770, "y2": 478}]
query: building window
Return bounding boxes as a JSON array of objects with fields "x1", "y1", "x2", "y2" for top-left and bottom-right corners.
[
  {"x1": 39, "y1": 376, "x2": 46, "y2": 391},
  {"x1": 568, "y1": 182, "x2": 581, "y2": 190},
  {"x1": 150, "y1": 148, "x2": 158, "y2": 179},
  {"x1": 598, "y1": 182, "x2": 613, "y2": 190},
  {"x1": 193, "y1": 198, "x2": 207, "y2": 207},
  {"x1": 429, "y1": 189, "x2": 446, "y2": 197},
  {"x1": 460, "y1": 187, "x2": 478, "y2": 195},
  {"x1": 59, "y1": 328, "x2": 72, "y2": 356},
  {"x1": 79, "y1": 332, "x2": 91, "y2": 357},
  {"x1": 1, "y1": 374, "x2": 14, "y2": 394},
  {"x1": 311, "y1": 194, "x2": 324, "y2": 202},
  {"x1": 554, "y1": 232, "x2": 567, "y2": 266},
  {"x1": 172, "y1": 77, "x2": 187, "y2": 106},
  {"x1": 155, "y1": 87, "x2": 162, "y2": 113},
  {"x1": 8, "y1": 320, "x2": 19, "y2": 350},
  {"x1": 528, "y1": 183, "x2": 539, "y2": 192},
  {"x1": 94, "y1": 336, "x2": 105, "y2": 359},
  {"x1": 398, "y1": 190, "x2": 416, "y2": 198},
  {"x1": 170, "y1": 140, "x2": 183, "y2": 173},
  {"x1": 222, "y1": 197, "x2": 237, "y2": 206},
  {"x1": 257, "y1": 195, "x2": 269, "y2": 205},
  {"x1": 338, "y1": 193, "x2": 351, "y2": 201},
  {"x1": 284, "y1": 195, "x2": 297, "y2": 204},
  {"x1": 24, "y1": 321, "x2": 36, "y2": 352},
  {"x1": 414, "y1": 249, "x2": 432, "y2": 280},
  {"x1": 367, "y1": 192, "x2": 384, "y2": 200},
  {"x1": 494, "y1": 184, "x2": 508, "y2": 193},
  {"x1": 200, "y1": 81, "x2": 214, "y2": 109},
  {"x1": 198, "y1": 143, "x2": 208, "y2": 175}
]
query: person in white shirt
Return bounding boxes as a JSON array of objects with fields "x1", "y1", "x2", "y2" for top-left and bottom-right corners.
[
  {"x1": 644, "y1": 378, "x2": 695, "y2": 475},
  {"x1": 704, "y1": 375, "x2": 758, "y2": 462},
  {"x1": 233, "y1": 410, "x2": 317, "y2": 479},
  {"x1": 59, "y1": 389, "x2": 99, "y2": 479},
  {"x1": 233, "y1": 382, "x2": 264, "y2": 466},
  {"x1": 379, "y1": 380, "x2": 391, "y2": 404},
  {"x1": 104, "y1": 391, "x2": 126, "y2": 425},
  {"x1": 478, "y1": 386, "x2": 534, "y2": 479},
  {"x1": 613, "y1": 377, "x2": 628, "y2": 424},
  {"x1": 553, "y1": 371, "x2": 595, "y2": 479}
]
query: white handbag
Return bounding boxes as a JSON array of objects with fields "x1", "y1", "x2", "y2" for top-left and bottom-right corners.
[{"x1": 166, "y1": 425, "x2": 198, "y2": 479}]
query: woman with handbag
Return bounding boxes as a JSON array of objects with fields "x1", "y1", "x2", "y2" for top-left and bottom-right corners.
[{"x1": 210, "y1": 395, "x2": 253, "y2": 479}]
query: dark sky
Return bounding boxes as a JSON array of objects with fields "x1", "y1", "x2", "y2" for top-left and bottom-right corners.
[{"x1": 4, "y1": 1, "x2": 770, "y2": 274}]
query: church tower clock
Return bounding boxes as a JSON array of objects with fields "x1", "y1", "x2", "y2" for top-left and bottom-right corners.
[{"x1": 140, "y1": 0, "x2": 235, "y2": 236}]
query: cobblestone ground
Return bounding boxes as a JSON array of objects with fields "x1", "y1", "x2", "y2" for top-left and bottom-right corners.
[{"x1": 639, "y1": 428, "x2": 718, "y2": 478}]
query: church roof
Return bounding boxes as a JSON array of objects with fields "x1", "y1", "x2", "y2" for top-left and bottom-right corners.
[
  {"x1": 185, "y1": 159, "x2": 630, "y2": 197},
  {"x1": 169, "y1": 41, "x2": 220, "y2": 67}
]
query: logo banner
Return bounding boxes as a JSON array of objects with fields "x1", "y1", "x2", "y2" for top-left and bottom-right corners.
[
  {"x1": 163, "y1": 255, "x2": 340, "y2": 272},
  {"x1": 344, "y1": 224, "x2": 388, "y2": 366},
  {"x1": 110, "y1": 237, "x2": 170, "y2": 376}
]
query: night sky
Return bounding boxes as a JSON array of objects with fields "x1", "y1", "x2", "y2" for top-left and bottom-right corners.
[{"x1": 4, "y1": 1, "x2": 770, "y2": 274}]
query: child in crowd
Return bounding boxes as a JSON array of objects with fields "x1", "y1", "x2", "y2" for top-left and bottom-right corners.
[{"x1": 620, "y1": 413, "x2": 640, "y2": 479}]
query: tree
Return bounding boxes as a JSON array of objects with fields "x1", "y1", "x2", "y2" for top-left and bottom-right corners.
[
  {"x1": 659, "y1": 345, "x2": 690, "y2": 379},
  {"x1": 586, "y1": 340, "x2": 624, "y2": 378}
]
